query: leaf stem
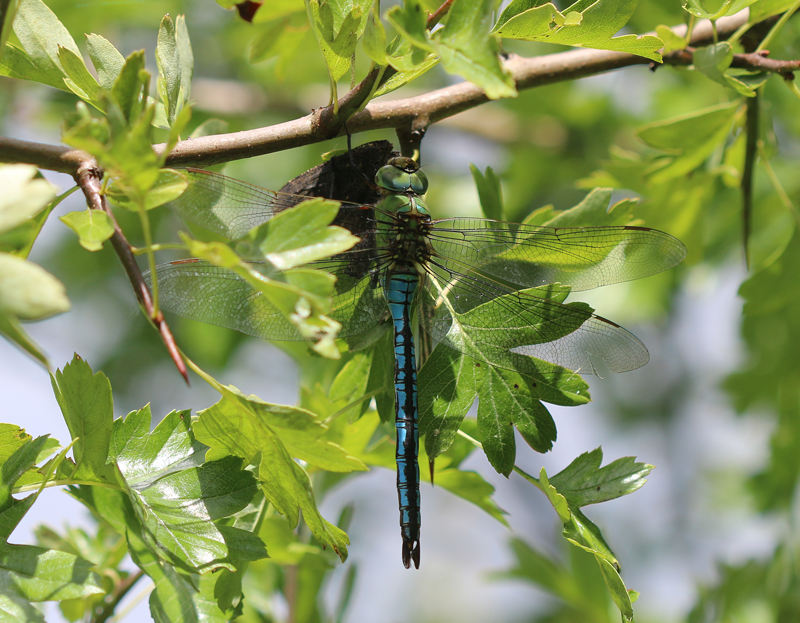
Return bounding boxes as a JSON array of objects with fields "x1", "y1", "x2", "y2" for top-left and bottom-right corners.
[
  {"x1": 13, "y1": 478, "x2": 123, "y2": 494},
  {"x1": 131, "y1": 242, "x2": 186, "y2": 255},
  {"x1": 91, "y1": 569, "x2": 145, "y2": 623},
  {"x1": 456, "y1": 429, "x2": 543, "y2": 489},
  {"x1": 137, "y1": 208, "x2": 159, "y2": 315},
  {"x1": 757, "y1": 1, "x2": 800, "y2": 52}
]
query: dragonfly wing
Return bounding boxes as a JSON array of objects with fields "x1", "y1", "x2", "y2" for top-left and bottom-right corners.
[
  {"x1": 419, "y1": 262, "x2": 649, "y2": 375},
  {"x1": 151, "y1": 257, "x2": 389, "y2": 341},
  {"x1": 428, "y1": 219, "x2": 686, "y2": 292},
  {"x1": 163, "y1": 168, "x2": 359, "y2": 240}
]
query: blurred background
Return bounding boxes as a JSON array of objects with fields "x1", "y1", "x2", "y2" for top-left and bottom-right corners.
[{"x1": 3, "y1": 0, "x2": 799, "y2": 621}]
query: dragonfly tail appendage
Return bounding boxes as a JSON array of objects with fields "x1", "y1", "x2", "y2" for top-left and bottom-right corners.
[{"x1": 388, "y1": 273, "x2": 422, "y2": 569}]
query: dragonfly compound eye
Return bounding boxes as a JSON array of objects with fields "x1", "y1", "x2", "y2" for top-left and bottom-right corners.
[{"x1": 376, "y1": 162, "x2": 429, "y2": 195}]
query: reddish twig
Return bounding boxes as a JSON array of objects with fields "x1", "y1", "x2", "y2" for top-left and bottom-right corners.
[
  {"x1": 664, "y1": 46, "x2": 800, "y2": 75},
  {"x1": 74, "y1": 165, "x2": 189, "y2": 383}
]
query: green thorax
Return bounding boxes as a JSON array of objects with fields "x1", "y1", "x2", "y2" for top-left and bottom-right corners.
[{"x1": 375, "y1": 157, "x2": 430, "y2": 217}]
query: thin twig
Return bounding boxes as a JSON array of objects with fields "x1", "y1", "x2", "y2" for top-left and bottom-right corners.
[
  {"x1": 74, "y1": 166, "x2": 189, "y2": 383},
  {"x1": 0, "y1": 11, "x2": 775, "y2": 173},
  {"x1": 91, "y1": 569, "x2": 146, "y2": 623},
  {"x1": 664, "y1": 46, "x2": 800, "y2": 75}
]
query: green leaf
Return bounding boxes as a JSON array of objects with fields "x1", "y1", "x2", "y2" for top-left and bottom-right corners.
[
  {"x1": 126, "y1": 529, "x2": 199, "y2": 623},
  {"x1": 58, "y1": 209, "x2": 114, "y2": 251},
  {"x1": 233, "y1": 198, "x2": 359, "y2": 269},
  {"x1": 750, "y1": 0, "x2": 798, "y2": 21},
  {"x1": 432, "y1": 467, "x2": 509, "y2": 525},
  {"x1": 0, "y1": 165, "x2": 55, "y2": 235},
  {"x1": 0, "y1": 434, "x2": 51, "y2": 541},
  {"x1": 57, "y1": 46, "x2": 102, "y2": 104},
  {"x1": 50, "y1": 356, "x2": 117, "y2": 485},
  {"x1": 0, "y1": 0, "x2": 21, "y2": 60},
  {"x1": 191, "y1": 377, "x2": 355, "y2": 561},
  {"x1": 655, "y1": 24, "x2": 688, "y2": 53},
  {"x1": 156, "y1": 14, "x2": 194, "y2": 126},
  {"x1": 85, "y1": 33, "x2": 125, "y2": 90},
  {"x1": 109, "y1": 49, "x2": 148, "y2": 124},
  {"x1": 548, "y1": 447, "x2": 653, "y2": 506},
  {"x1": 636, "y1": 100, "x2": 741, "y2": 184},
  {"x1": 694, "y1": 42, "x2": 759, "y2": 97},
  {"x1": 683, "y1": 0, "x2": 758, "y2": 20},
  {"x1": 470, "y1": 164, "x2": 504, "y2": 220},
  {"x1": 538, "y1": 466, "x2": 636, "y2": 621},
  {"x1": 0, "y1": 543, "x2": 103, "y2": 601},
  {"x1": 435, "y1": 0, "x2": 517, "y2": 99},
  {"x1": 109, "y1": 407, "x2": 264, "y2": 573},
  {"x1": 3, "y1": 0, "x2": 81, "y2": 90},
  {"x1": 306, "y1": 0, "x2": 371, "y2": 84},
  {"x1": 105, "y1": 169, "x2": 188, "y2": 212},
  {"x1": 0, "y1": 252, "x2": 70, "y2": 320},
  {"x1": 419, "y1": 334, "x2": 588, "y2": 473},
  {"x1": 494, "y1": 0, "x2": 664, "y2": 62},
  {"x1": 0, "y1": 314, "x2": 48, "y2": 366},
  {"x1": 362, "y1": 5, "x2": 387, "y2": 64},
  {"x1": 385, "y1": 0, "x2": 433, "y2": 53}
]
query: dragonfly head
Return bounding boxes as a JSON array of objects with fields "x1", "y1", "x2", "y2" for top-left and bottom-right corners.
[{"x1": 375, "y1": 157, "x2": 429, "y2": 196}]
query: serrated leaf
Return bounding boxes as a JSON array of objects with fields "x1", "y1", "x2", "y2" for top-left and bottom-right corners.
[
  {"x1": 5, "y1": 0, "x2": 80, "y2": 90},
  {"x1": 307, "y1": 0, "x2": 371, "y2": 83},
  {"x1": 548, "y1": 447, "x2": 653, "y2": 506},
  {"x1": 50, "y1": 356, "x2": 116, "y2": 485},
  {"x1": 58, "y1": 208, "x2": 114, "y2": 251},
  {"x1": 434, "y1": 0, "x2": 516, "y2": 99},
  {"x1": 106, "y1": 169, "x2": 189, "y2": 212},
  {"x1": 0, "y1": 543, "x2": 103, "y2": 602},
  {"x1": 110, "y1": 407, "x2": 263, "y2": 573},
  {"x1": 85, "y1": 33, "x2": 125, "y2": 90},
  {"x1": 234, "y1": 198, "x2": 359, "y2": 269},
  {"x1": 420, "y1": 336, "x2": 588, "y2": 473},
  {"x1": 190, "y1": 376, "x2": 355, "y2": 561},
  {"x1": 0, "y1": 435, "x2": 51, "y2": 541},
  {"x1": 494, "y1": 0, "x2": 663, "y2": 62},
  {"x1": 57, "y1": 45, "x2": 102, "y2": 104},
  {"x1": 636, "y1": 100, "x2": 740, "y2": 184}
]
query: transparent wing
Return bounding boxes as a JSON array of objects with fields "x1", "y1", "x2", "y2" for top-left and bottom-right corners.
[
  {"x1": 163, "y1": 168, "x2": 370, "y2": 240},
  {"x1": 427, "y1": 219, "x2": 686, "y2": 292},
  {"x1": 419, "y1": 257, "x2": 649, "y2": 376},
  {"x1": 151, "y1": 254, "x2": 391, "y2": 341}
]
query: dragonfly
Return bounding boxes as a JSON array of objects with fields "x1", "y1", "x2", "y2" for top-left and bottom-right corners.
[{"x1": 150, "y1": 142, "x2": 686, "y2": 569}]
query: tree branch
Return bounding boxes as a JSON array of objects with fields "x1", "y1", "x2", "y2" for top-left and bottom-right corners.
[
  {"x1": 0, "y1": 10, "x2": 778, "y2": 173},
  {"x1": 74, "y1": 166, "x2": 189, "y2": 383}
]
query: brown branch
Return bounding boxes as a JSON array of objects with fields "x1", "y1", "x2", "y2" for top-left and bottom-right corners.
[
  {"x1": 664, "y1": 46, "x2": 800, "y2": 75},
  {"x1": 74, "y1": 166, "x2": 189, "y2": 383},
  {"x1": 91, "y1": 569, "x2": 145, "y2": 623},
  {"x1": 0, "y1": 10, "x2": 771, "y2": 174}
]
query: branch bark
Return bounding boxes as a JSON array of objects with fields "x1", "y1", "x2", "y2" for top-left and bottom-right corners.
[
  {"x1": 74, "y1": 166, "x2": 189, "y2": 382},
  {"x1": 0, "y1": 9, "x2": 779, "y2": 174}
]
